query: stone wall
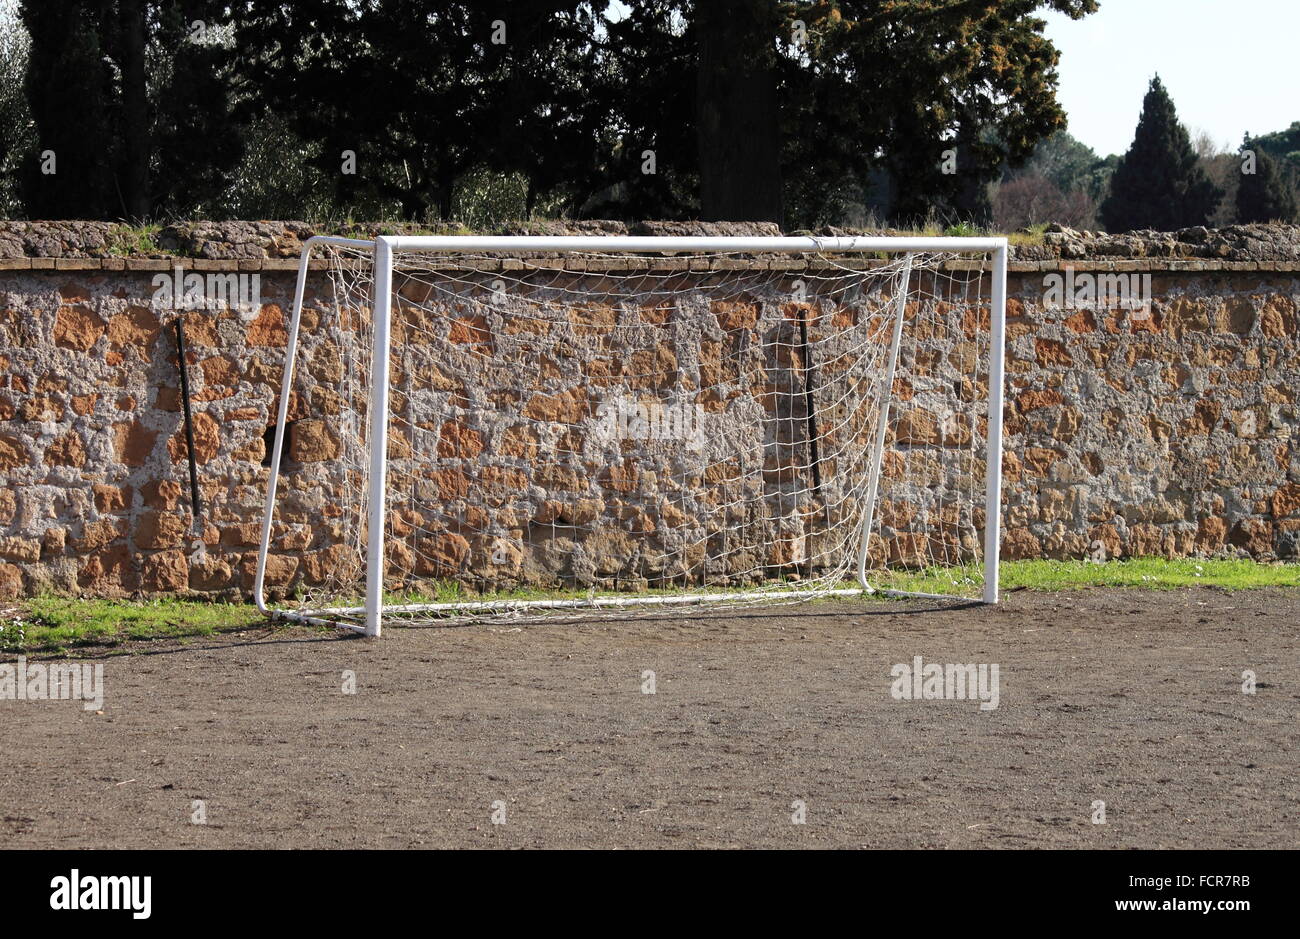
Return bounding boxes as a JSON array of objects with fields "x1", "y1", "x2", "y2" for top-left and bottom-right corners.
[
  {"x1": 1000, "y1": 266, "x2": 1299, "y2": 562},
  {"x1": 0, "y1": 233, "x2": 1297, "y2": 599}
]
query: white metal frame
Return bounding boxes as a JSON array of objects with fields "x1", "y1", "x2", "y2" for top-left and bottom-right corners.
[{"x1": 255, "y1": 235, "x2": 1008, "y2": 635}]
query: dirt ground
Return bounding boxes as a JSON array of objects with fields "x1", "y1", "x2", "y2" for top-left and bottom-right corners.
[{"x1": 1, "y1": 587, "x2": 1296, "y2": 849}]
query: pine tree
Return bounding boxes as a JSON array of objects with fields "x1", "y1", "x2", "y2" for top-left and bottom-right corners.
[
  {"x1": 1100, "y1": 76, "x2": 1222, "y2": 232},
  {"x1": 1237, "y1": 137, "x2": 1299, "y2": 224}
]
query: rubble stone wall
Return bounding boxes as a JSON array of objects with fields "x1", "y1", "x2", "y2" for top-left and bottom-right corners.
[{"x1": 0, "y1": 247, "x2": 1297, "y2": 600}]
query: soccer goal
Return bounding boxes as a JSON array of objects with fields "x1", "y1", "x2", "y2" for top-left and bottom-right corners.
[{"x1": 254, "y1": 234, "x2": 1007, "y2": 635}]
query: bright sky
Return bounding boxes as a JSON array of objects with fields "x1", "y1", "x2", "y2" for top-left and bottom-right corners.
[{"x1": 1041, "y1": 0, "x2": 1299, "y2": 157}]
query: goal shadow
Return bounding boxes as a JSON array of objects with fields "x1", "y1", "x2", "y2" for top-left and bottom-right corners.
[{"x1": 379, "y1": 595, "x2": 986, "y2": 630}]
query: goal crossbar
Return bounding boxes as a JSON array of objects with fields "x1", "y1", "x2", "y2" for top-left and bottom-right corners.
[{"x1": 255, "y1": 234, "x2": 1009, "y2": 636}]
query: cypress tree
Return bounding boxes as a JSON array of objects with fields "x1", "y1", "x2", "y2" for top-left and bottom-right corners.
[{"x1": 1100, "y1": 76, "x2": 1222, "y2": 232}]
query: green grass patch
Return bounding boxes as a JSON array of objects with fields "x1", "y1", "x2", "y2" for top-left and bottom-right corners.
[
  {"x1": 863, "y1": 558, "x2": 1299, "y2": 594},
  {"x1": 374, "y1": 557, "x2": 1299, "y2": 610},
  {"x1": 106, "y1": 223, "x2": 163, "y2": 257},
  {"x1": 2, "y1": 558, "x2": 1294, "y2": 652},
  {"x1": 1005, "y1": 222, "x2": 1049, "y2": 248},
  {"x1": 1, "y1": 597, "x2": 262, "y2": 655},
  {"x1": 998, "y1": 558, "x2": 1300, "y2": 591}
]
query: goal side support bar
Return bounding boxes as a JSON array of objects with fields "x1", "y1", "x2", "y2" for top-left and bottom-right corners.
[
  {"x1": 855, "y1": 253, "x2": 913, "y2": 593},
  {"x1": 851, "y1": 246, "x2": 1006, "y2": 605},
  {"x1": 253, "y1": 235, "x2": 373, "y2": 633},
  {"x1": 982, "y1": 245, "x2": 1008, "y2": 604},
  {"x1": 364, "y1": 238, "x2": 395, "y2": 637}
]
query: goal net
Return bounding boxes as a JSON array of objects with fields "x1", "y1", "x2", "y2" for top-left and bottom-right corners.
[{"x1": 255, "y1": 236, "x2": 1007, "y2": 635}]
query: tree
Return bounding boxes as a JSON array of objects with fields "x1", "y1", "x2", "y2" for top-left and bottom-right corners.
[
  {"x1": 781, "y1": 0, "x2": 1097, "y2": 228},
  {"x1": 7, "y1": 0, "x2": 1099, "y2": 225},
  {"x1": 1191, "y1": 131, "x2": 1240, "y2": 227},
  {"x1": 1100, "y1": 76, "x2": 1223, "y2": 232},
  {"x1": 147, "y1": 3, "x2": 247, "y2": 219},
  {"x1": 19, "y1": 0, "x2": 244, "y2": 221},
  {"x1": 1012, "y1": 130, "x2": 1106, "y2": 197},
  {"x1": 1237, "y1": 137, "x2": 1298, "y2": 224},
  {"x1": 546, "y1": 0, "x2": 699, "y2": 220},
  {"x1": 483, "y1": 4, "x2": 612, "y2": 217},
  {"x1": 19, "y1": 1, "x2": 115, "y2": 218},
  {"x1": 557, "y1": 0, "x2": 1098, "y2": 227},
  {"x1": 234, "y1": 0, "x2": 477, "y2": 221},
  {"x1": 1251, "y1": 121, "x2": 1300, "y2": 175},
  {"x1": 695, "y1": 0, "x2": 783, "y2": 224},
  {"x1": 0, "y1": 3, "x2": 31, "y2": 216},
  {"x1": 232, "y1": 1, "x2": 608, "y2": 222},
  {"x1": 993, "y1": 173, "x2": 1094, "y2": 231}
]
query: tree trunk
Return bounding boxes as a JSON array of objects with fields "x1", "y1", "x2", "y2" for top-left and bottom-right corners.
[
  {"x1": 695, "y1": 0, "x2": 784, "y2": 226},
  {"x1": 118, "y1": 0, "x2": 150, "y2": 220},
  {"x1": 437, "y1": 183, "x2": 454, "y2": 221},
  {"x1": 399, "y1": 193, "x2": 427, "y2": 221}
]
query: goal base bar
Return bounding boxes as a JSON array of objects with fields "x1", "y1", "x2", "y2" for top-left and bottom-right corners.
[{"x1": 272, "y1": 584, "x2": 989, "y2": 630}]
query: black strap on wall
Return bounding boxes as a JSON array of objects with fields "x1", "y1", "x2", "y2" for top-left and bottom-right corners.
[
  {"x1": 797, "y1": 305, "x2": 822, "y2": 495},
  {"x1": 174, "y1": 316, "x2": 203, "y2": 527}
]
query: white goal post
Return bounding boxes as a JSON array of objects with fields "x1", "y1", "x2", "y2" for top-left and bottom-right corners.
[{"x1": 255, "y1": 234, "x2": 1008, "y2": 636}]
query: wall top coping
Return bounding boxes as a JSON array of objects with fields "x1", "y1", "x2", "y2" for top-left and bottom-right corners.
[
  {"x1": 0, "y1": 257, "x2": 1299, "y2": 274},
  {"x1": 1, "y1": 220, "x2": 1299, "y2": 269}
]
